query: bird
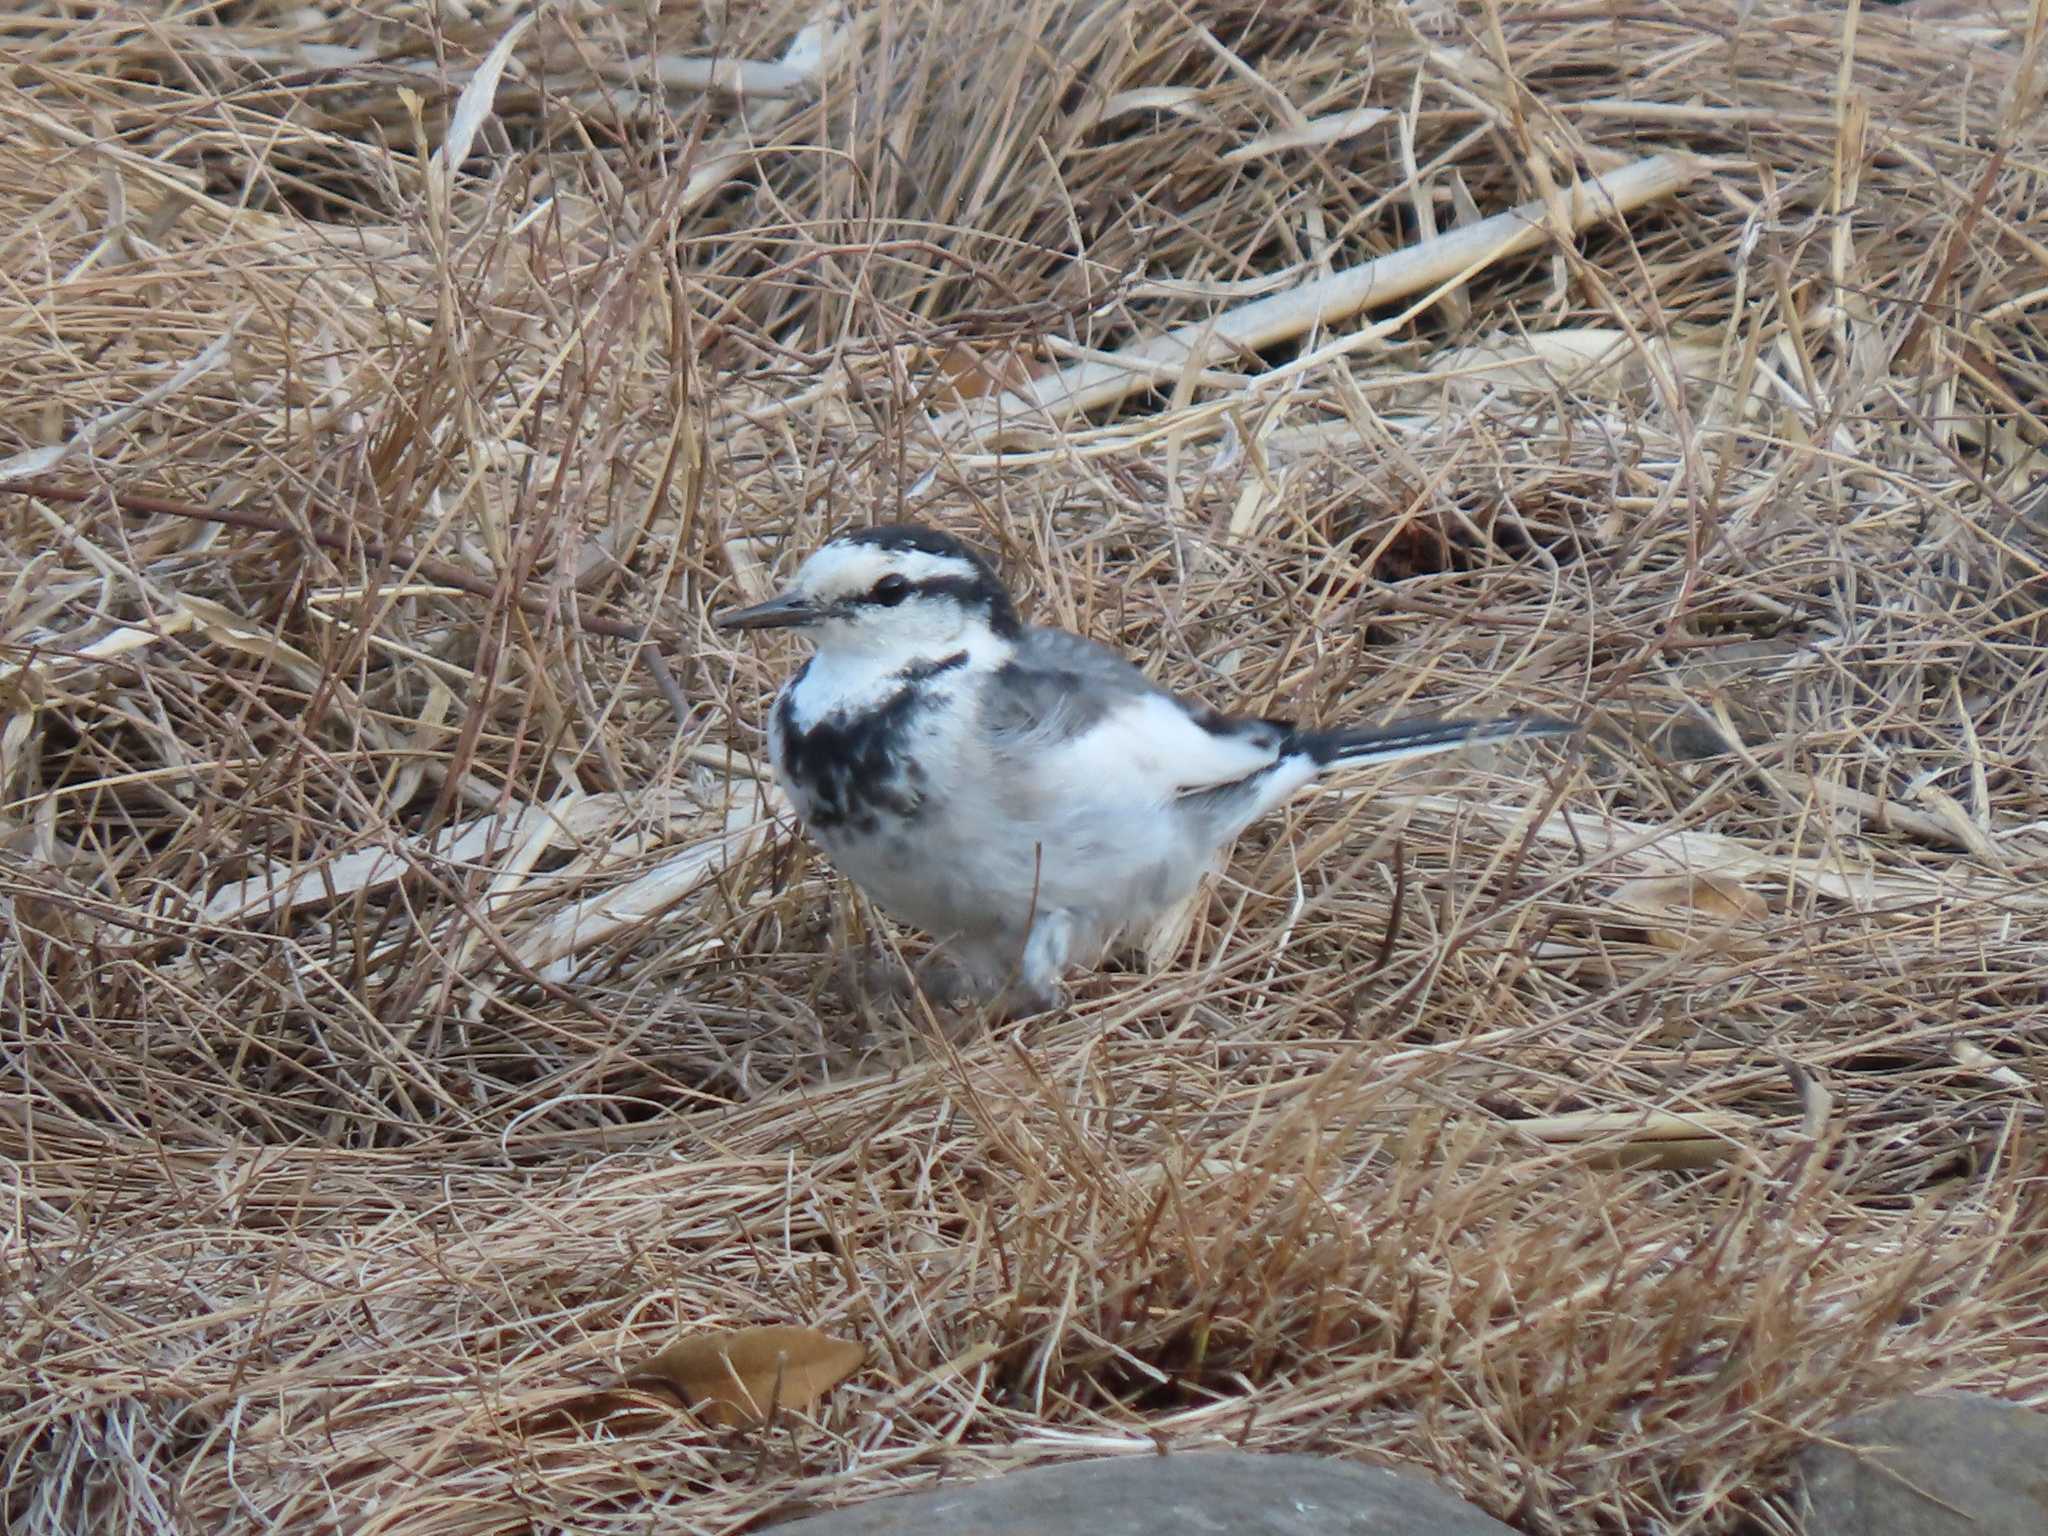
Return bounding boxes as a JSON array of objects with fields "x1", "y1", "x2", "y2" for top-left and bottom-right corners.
[{"x1": 717, "y1": 523, "x2": 1572, "y2": 1014}]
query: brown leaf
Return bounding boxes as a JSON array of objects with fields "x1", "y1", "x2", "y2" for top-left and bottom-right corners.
[
  {"x1": 932, "y1": 341, "x2": 1038, "y2": 402},
  {"x1": 1607, "y1": 873, "x2": 1768, "y2": 954},
  {"x1": 513, "y1": 1386, "x2": 687, "y2": 1439},
  {"x1": 631, "y1": 1326, "x2": 864, "y2": 1427}
]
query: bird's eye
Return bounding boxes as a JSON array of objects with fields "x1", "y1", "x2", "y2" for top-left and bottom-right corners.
[{"x1": 871, "y1": 574, "x2": 912, "y2": 606}]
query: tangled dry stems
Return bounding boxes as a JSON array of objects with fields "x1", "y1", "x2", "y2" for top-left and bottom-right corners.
[{"x1": 1, "y1": 1, "x2": 2044, "y2": 1532}]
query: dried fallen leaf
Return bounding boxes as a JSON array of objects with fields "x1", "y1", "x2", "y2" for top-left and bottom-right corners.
[
  {"x1": 1509, "y1": 1108, "x2": 1751, "y2": 1170},
  {"x1": 1221, "y1": 106, "x2": 1394, "y2": 163},
  {"x1": 1951, "y1": 1039, "x2": 2027, "y2": 1090},
  {"x1": 932, "y1": 341, "x2": 1039, "y2": 402},
  {"x1": 632, "y1": 1326, "x2": 864, "y2": 1427},
  {"x1": 430, "y1": 15, "x2": 532, "y2": 187},
  {"x1": 1607, "y1": 873, "x2": 1768, "y2": 954},
  {"x1": 513, "y1": 1386, "x2": 687, "y2": 1439}
]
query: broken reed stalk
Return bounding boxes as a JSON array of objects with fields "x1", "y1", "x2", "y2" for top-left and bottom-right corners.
[{"x1": 934, "y1": 153, "x2": 1694, "y2": 432}]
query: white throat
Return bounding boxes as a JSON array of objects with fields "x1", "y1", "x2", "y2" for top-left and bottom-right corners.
[{"x1": 785, "y1": 623, "x2": 1012, "y2": 731}]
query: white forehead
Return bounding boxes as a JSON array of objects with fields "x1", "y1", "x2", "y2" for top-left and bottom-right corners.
[{"x1": 794, "y1": 540, "x2": 974, "y2": 596}]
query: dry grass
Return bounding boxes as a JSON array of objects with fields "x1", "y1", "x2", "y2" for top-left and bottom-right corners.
[{"x1": 3, "y1": 1, "x2": 2046, "y2": 1531}]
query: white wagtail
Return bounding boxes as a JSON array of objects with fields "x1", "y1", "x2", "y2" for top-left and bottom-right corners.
[{"x1": 718, "y1": 524, "x2": 1572, "y2": 1013}]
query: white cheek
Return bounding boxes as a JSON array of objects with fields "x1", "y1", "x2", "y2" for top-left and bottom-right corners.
[
  {"x1": 862, "y1": 600, "x2": 960, "y2": 648},
  {"x1": 911, "y1": 603, "x2": 965, "y2": 641}
]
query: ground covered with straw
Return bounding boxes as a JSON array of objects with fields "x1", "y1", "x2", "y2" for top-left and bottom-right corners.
[{"x1": 2, "y1": 1, "x2": 2045, "y2": 1532}]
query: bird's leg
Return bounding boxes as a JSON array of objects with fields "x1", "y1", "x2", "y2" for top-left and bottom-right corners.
[
  {"x1": 906, "y1": 950, "x2": 979, "y2": 1006},
  {"x1": 989, "y1": 908, "x2": 1075, "y2": 1017}
]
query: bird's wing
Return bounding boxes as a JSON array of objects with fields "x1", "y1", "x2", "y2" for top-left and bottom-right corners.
[{"x1": 982, "y1": 626, "x2": 1286, "y2": 798}]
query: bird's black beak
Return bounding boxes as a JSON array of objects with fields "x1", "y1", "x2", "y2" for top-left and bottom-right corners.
[{"x1": 715, "y1": 590, "x2": 818, "y2": 631}]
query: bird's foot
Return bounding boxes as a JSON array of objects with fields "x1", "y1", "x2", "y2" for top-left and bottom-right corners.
[
  {"x1": 832, "y1": 948, "x2": 989, "y2": 1012},
  {"x1": 984, "y1": 979, "x2": 1069, "y2": 1021},
  {"x1": 835, "y1": 945, "x2": 1068, "y2": 1022}
]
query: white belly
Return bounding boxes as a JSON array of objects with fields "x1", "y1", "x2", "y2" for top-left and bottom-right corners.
[{"x1": 804, "y1": 747, "x2": 1208, "y2": 962}]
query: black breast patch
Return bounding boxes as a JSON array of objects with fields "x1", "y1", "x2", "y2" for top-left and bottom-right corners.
[{"x1": 776, "y1": 653, "x2": 965, "y2": 836}]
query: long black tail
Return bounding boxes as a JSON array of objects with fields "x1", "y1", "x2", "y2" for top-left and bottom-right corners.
[{"x1": 1291, "y1": 713, "x2": 1576, "y2": 768}]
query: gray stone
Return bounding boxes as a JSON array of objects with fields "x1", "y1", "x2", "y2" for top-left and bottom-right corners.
[
  {"x1": 1797, "y1": 1392, "x2": 2048, "y2": 1536},
  {"x1": 766, "y1": 1451, "x2": 1515, "y2": 1535}
]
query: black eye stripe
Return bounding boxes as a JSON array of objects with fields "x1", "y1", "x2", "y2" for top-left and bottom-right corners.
[
  {"x1": 837, "y1": 572, "x2": 1023, "y2": 638},
  {"x1": 845, "y1": 575, "x2": 914, "y2": 608}
]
